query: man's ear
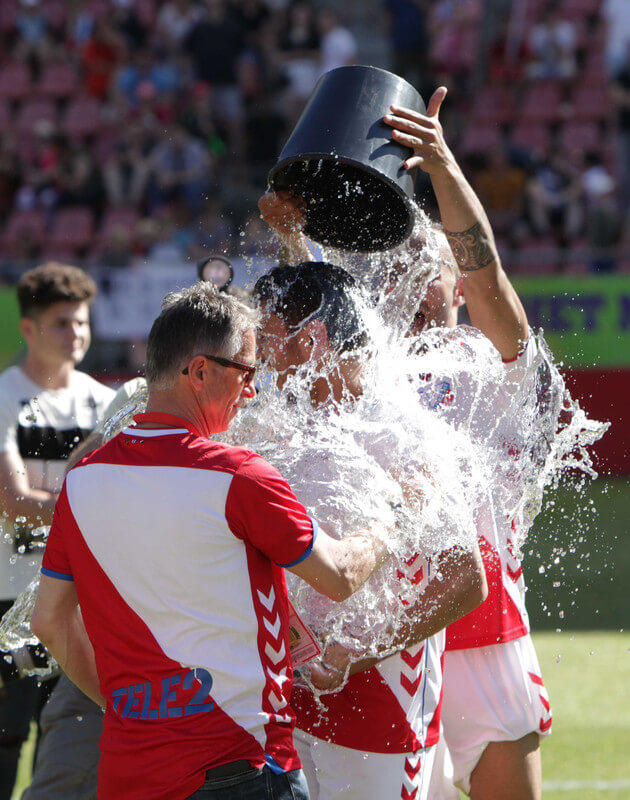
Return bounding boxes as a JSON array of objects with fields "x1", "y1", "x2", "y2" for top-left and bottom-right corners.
[
  {"x1": 298, "y1": 319, "x2": 329, "y2": 361},
  {"x1": 19, "y1": 317, "x2": 35, "y2": 344},
  {"x1": 454, "y1": 277, "x2": 466, "y2": 309}
]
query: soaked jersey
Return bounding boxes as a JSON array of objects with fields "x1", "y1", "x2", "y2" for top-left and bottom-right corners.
[
  {"x1": 42, "y1": 415, "x2": 316, "y2": 800},
  {"x1": 416, "y1": 332, "x2": 538, "y2": 650},
  {"x1": 0, "y1": 366, "x2": 113, "y2": 600},
  {"x1": 293, "y1": 555, "x2": 444, "y2": 754}
]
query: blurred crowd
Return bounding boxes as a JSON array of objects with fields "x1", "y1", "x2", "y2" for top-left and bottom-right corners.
[{"x1": 0, "y1": 0, "x2": 628, "y2": 281}]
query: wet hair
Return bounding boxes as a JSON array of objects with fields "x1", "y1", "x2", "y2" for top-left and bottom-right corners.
[
  {"x1": 17, "y1": 262, "x2": 97, "y2": 318},
  {"x1": 253, "y1": 261, "x2": 368, "y2": 354},
  {"x1": 145, "y1": 280, "x2": 259, "y2": 389}
]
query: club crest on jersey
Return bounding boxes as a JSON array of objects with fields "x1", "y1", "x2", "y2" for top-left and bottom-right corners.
[{"x1": 417, "y1": 375, "x2": 454, "y2": 409}]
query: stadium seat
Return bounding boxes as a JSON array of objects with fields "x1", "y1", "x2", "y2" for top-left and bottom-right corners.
[
  {"x1": 0, "y1": 0, "x2": 18, "y2": 34},
  {"x1": 559, "y1": 121, "x2": 600, "y2": 152},
  {"x1": 61, "y1": 97, "x2": 102, "y2": 139},
  {"x1": 517, "y1": 82, "x2": 565, "y2": 125},
  {"x1": 559, "y1": 0, "x2": 600, "y2": 17},
  {"x1": 0, "y1": 62, "x2": 31, "y2": 102},
  {"x1": 37, "y1": 63, "x2": 79, "y2": 100},
  {"x1": 569, "y1": 85, "x2": 613, "y2": 123},
  {"x1": 48, "y1": 208, "x2": 95, "y2": 251},
  {"x1": 0, "y1": 100, "x2": 10, "y2": 131},
  {"x1": 135, "y1": 0, "x2": 156, "y2": 26},
  {"x1": 515, "y1": 240, "x2": 560, "y2": 275},
  {"x1": 16, "y1": 100, "x2": 58, "y2": 135},
  {"x1": 459, "y1": 125, "x2": 503, "y2": 155},
  {"x1": 510, "y1": 123, "x2": 552, "y2": 155},
  {"x1": 40, "y1": 243, "x2": 81, "y2": 262},
  {"x1": 4, "y1": 210, "x2": 47, "y2": 254},
  {"x1": 86, "y1": 0, "x2": 109, "y2": 21},
  {"x1": 42, "y1": 0, "x2": 68, "y2": 31},
  {"x1": 470, "y1": 86, "x2": 516, "y2": 126},
  {"x1": 98, "y1": 208, "x2": 140, "y2": 241}
]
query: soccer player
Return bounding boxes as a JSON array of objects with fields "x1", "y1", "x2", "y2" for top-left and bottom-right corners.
[
  {"x1": 252, "y1": 261, "x2": 488, "y2": 800},
  {"x1": 0, "y1": 262, "x2": 114, "y2": 799},
  {"x1": 31, "y1": 281, "x2": 391, "y2": 800},
  {"x1": 384, "y1": 86, "x2": 551, "y2": 800}
]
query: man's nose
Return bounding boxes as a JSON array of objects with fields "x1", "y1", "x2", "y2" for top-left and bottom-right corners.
[{"x1": 243, "y1": 382, "x2": 257, "y2": 400}]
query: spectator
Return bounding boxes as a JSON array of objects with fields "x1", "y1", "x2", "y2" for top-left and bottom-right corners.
[
  {"x1": 109, "y1": 0, "x2": 148, "y2": 50},
  {"x1": 244, "y1": 90, "x2": 287, "y2": 182},
  {"x1": 581, "y1": 152, "x2": 621, "y2": 272},
  {"x1": 55, "y1": 141, "x2": 104, "y2": 215},
  {"x1": 603, "y1": 0, "x2": 630, "y2": 76},
  {"x1": 472, "y1": 148, "x2": 528, "y2": 241},
  {"x1": 187, "y1": 200, "x2": 233, "y2": 260},
  {"x1": 81, "y1": 19, "x2": 123, "y2": 100},
  {"x1": 135, "y1": 214, "x2": 189, "y2": 267},
  {"x1": 156, "y1": 0, "x2": 205, "y2": 50},
  {"x1": 0, "y1": 263, "x2": 113, "y2": 800},
  {"x1": 14, "y1": 0, "x2": 54, "y2": 76},
  {"x1": 113, "y1": 46, "x2": 183, "y2": 107},
  {"x1": 526, "y1": 152, "x2": 583, "y2": 245},
  {"x1": 317, "y1": 9, "x2": 357, "y2": 77},
  {"x1": 147, "y1": 125, "x2": 212, "y2": 217},
  {"x1": 178, "y1": 81, "x2": 228, "y2": 157},
  {"x1": 275, "y1": 1, "x2": 321, "y2": 121},
  {"x1": 14, "y1": 122, "x2": 61, "y2": 213},
  {"x1": 527, "y1": 1, "x2": 577, "y2": 80},
  {"x1": 0, "y1": 135, "x2": 22, "y2": 218},
  {"x1": 96, "y1": 225, "x2": 134, "y2": 269},
  {"x1": 184, "y1": 0, "x2": 246, "y2": 147},
  {"x1": 383, "y1": 0, "x2": 429, "y2": 95},
  {"x1": 611, "y1": 41, "x2": 630, "y2": 215},
  {"x1": 102, "y1": 127, "x2": 153, "y2": 209}
]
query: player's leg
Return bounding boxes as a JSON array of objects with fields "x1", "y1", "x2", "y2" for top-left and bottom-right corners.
[
  {"x1": 441, "y1": 638, "x2": 551, "y2": 799},
  {"x1": 427, "y1": 730, "x2": 460, "y2": 800},
  {"x1": 22, "y1": 675, "x2": 102, "y2": 800},
  {"x1": 469, "y1": 734, "x2": 541, "y2": 800}
]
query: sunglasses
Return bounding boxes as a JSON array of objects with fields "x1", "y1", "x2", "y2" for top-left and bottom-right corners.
[{"x1": 182, "y1": 354, "x2": 256, "y2": 385}]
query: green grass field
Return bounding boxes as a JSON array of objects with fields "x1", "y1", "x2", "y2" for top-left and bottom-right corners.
[{"x1": 12, "y1": 478, "x2": 630, "y2": 799}]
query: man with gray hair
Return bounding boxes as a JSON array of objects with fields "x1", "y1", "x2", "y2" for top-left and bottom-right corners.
[{"x1": 31, "y1": 281, "x2": 390, "y2": 800}]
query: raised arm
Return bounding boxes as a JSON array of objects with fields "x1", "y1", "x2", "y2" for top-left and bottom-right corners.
[
  {"x1": 384, "y1": 88, "x2": 529, "y2": 360},
  {"x1": 258, "y1": 190, "x2": 315, "y2": 265}
]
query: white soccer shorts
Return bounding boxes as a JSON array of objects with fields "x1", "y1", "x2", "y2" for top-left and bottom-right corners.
[
  {"x1": 428, "y1": 635, "x2": 552, "y2": 797},
  {"x1": 294, "y1": 728, "x2": 436, "y2": 800}
]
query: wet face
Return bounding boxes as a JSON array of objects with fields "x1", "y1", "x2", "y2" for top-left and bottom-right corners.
[
  {"x1": 257, "y1": 309, "x2": 309, "y2": 390},
  {"x1": 203, "y1": 327, "x2": 257, "y2": 433},
  {"x1": 21, "y1": 301, "x2": 91, "y2": 368},
  {"x1": 409, "y1": 265, "x2": 459, "y2": 336}
]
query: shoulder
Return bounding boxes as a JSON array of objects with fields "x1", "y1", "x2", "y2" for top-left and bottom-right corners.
[{"x1": 71, "y1": 371, "x2": 115, "y2": 402}]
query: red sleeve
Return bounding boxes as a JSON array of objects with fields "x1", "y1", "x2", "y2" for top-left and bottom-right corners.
[
  {"x1": 41, "y1": 483, "x2": 74, "y2": 582},
  {"x1": 225, "y1": 453, "x2": 317, "y2": 567}
]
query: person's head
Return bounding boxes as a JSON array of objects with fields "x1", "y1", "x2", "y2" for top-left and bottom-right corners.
[
  {"x1": 253, "y1": 261, "x2": 368, "y2": 398},
  {"x1": 409, "y1": 239, "x2": 464, "y2": 336},
  {"x1": 145, "y1": 281, "x2": 259, "y2": 433},
  {"x1": 17, "y1": 262, "x2": 97, "y2": 369},
  {"x1": 385, "y1": 227, "x2": 464, "y2": 336}
]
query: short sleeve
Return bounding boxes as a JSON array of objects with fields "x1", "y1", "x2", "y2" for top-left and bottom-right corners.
[
  {"x1": 0, "y1": 394, "x2": 18, "y2": 455},
  {"x1": 502, "y1": 334, "x2": 537, "y2": 375},
  {"x1": 225, "y1": 454, "x2": 317, "y2": 567},
  {"x1": 41, "y1": 483, "x2": 74, "y2": 582}
]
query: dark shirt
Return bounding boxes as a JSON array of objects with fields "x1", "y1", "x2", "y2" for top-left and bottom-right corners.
[
  {"x1": 614, "y1": 67, "x2": 630, "y2": 131},
  {"x1": 185, "y1": 16, "x2": 245, "y2": 86}
]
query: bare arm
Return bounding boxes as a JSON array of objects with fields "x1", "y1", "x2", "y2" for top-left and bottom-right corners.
[
  {"x1": 258, "y1": 190, "x2": 315, "y2": 265},
  {"x1": 384, "y1": 89, "x2": 529, "y2": 360},
  {"x1": 31, "y1": 575, "x2": 105, "y2": 707},
  {"x1": 287, "y1": 527, "x2": 390, "y2": 602},
  {"x1": 0, "y1": 450, "x2": 57, "y2": 527},
  {"x1": 309, "y1": 541, "x2": 487, "y2": 690}
]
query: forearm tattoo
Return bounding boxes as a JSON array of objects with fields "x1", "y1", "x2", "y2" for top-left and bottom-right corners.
[{"x1": 444, "y1": 221, "x2": 496, "y2": 271}]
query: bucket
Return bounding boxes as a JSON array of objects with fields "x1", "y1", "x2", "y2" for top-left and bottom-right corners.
[{"x1": 268, "y1": 66, "x2": 425, "y2": 253}]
